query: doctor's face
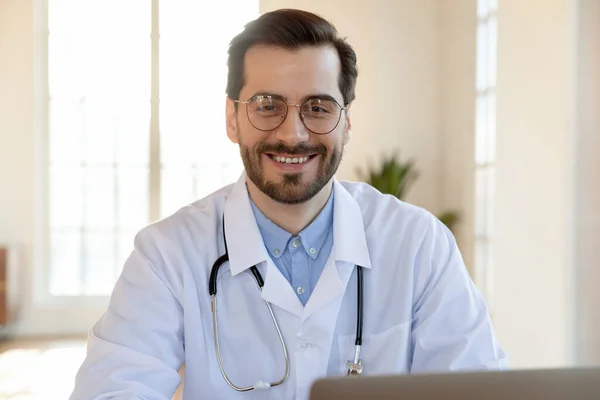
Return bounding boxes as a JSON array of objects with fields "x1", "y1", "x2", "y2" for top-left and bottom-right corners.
[{"x1": 226, "y1": 45, "x2": 351, "y2": 204}]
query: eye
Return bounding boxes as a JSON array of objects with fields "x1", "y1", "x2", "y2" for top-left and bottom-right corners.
[
  {"x1": 249, "y1": 96, "x2": 285, "y2": 114},
  {"x1": 310, "y1": 105, "x2": 329, "y2": 113},
  {"x1": 256, "y1": 104, "x2": 277, "y2": 112},
  {"x1": 303, "y1": 99, "x2": 338, "y2": 116}
]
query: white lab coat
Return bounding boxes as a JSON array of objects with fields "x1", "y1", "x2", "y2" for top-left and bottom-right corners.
[{"x1": 70, "y1": 173, "x2": 508, "y2": 400}]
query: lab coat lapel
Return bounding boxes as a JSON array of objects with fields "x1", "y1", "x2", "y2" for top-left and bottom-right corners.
[
  {"x1": 222, "y1": 173, "x2": 268, "y2": 277},
  {"x1": 260, "y1": 259, "x2": 304, "y2": 318},
  {"x1": 302, "y1": 178, "x2": 373, "y2": 321},
  {"x1": 302, "y1": 252, "x2": 354, "y2": 322},
  {"x1": 223, "y1": 173, "x2": 304, "y2": 318},
  {"x1": 330, "y1": 179, "x2": 372, "y2": 269}
]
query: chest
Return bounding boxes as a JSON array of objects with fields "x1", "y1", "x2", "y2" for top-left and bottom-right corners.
[{"x1": 179, "y1": 254, "x2": 415, "y2": 399}]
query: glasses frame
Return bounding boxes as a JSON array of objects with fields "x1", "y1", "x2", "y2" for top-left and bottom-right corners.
[{"x1": 233, "y1": 94, "x2": 349, "y2": 135}]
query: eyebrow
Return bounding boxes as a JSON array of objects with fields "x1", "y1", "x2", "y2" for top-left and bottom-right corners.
[{"x1": 249, "y1": 91, "x2": 342, "y2": 105}]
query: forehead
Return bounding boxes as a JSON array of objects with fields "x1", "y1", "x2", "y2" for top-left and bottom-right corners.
[{"x1": 241, "y1": 45, "x2": 343, "y2": 103}]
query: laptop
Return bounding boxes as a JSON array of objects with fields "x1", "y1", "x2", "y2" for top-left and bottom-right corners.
[{"x1": 309, "y1": 367, "x2": 600, "y2": 399}]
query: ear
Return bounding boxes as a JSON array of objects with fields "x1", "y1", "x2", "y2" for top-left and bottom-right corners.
[
  {"x1": 225, "y1": 97, "x2": 239, "y2": 144},
  {"x1": 343, "y1": 106, "x2": 352, "y2": 145}
]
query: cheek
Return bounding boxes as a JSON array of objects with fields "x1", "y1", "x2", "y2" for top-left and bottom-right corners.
[
  {"x1": 236, "y1": 120, "x2": 261, "y2": 147},
  {"x1": 324, "y1": 130, "x2": 345, "y2": 151}
]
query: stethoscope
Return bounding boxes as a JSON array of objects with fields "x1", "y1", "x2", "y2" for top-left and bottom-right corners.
[{"x1": 208, "y1": 215, "x2": 365, "y2": 392}]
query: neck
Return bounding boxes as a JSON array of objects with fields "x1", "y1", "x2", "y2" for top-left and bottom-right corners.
[{"x1": 247, "y1": 180, "x2": 333, "y2": 235}]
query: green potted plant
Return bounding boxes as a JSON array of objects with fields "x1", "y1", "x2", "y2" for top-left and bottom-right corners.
[{"x1": 355, "y1": 151, "x2": 460, "y2": 233}]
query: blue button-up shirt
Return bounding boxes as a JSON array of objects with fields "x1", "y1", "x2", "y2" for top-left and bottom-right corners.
[{"x1": 249, "y1": 191, "x2": 334, "y2": 306}]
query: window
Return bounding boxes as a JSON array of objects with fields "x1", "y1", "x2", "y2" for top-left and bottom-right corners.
[
  {"x1": 474, "y1": 0, "x2": 497, "y2": 307},
  {"x1": 46, "y1": 0, "x2": 256, "y2": 297}
]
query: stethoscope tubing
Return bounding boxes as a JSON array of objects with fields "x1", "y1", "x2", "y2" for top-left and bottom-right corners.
[{"x1": 208, "y1": 213, "x2": 364, "y2": 389}]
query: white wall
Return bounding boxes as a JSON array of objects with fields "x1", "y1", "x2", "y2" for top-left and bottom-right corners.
[
  {"x1": 437, "y1": 0, "x2": 477, "y2": 274},
  {"x1": 492, "y1": 0, "x2": 578, "y2": 368},
  {"x1": 0, "y1": 0, "x2": 443, "y2": 336}
]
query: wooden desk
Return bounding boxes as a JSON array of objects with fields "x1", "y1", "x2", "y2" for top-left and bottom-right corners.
[
  {"x1": 0, "y1": 247, "x2": 8, "y2": 325},
  {"x1": 0, "y1": 246, "x2": 17, "y2": 328}
]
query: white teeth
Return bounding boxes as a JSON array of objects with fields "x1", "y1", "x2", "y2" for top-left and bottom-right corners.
[{"x1": 273, "y1": 155, "x2": 310, "y2": 164}]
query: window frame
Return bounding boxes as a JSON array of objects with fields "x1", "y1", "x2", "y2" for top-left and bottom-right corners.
[{"x1": 34, "y1": 0, "x2": 252, "y2": 305}]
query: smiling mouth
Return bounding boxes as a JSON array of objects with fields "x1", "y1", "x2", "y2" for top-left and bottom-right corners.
[{"x1": 266, "y1": 154, "x2": 319, "y2": 164}]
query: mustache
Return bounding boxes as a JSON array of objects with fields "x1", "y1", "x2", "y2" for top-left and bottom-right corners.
[{"x1": 257, "y1": 142, "x2": 327, "y2": 156}]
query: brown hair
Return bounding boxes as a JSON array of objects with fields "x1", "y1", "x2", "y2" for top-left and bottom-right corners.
[{"x1": 226, "y1": 9, "x2": 358, "y2": 106}]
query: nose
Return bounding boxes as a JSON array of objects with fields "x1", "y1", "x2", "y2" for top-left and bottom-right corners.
[{"x1": 274, "y1": 106, "x2": 310, "y2": 146}]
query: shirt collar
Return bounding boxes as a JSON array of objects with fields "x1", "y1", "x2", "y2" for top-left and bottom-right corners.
[
  {"x1": 223, "y1": 172, "x2": 372, "y2": 277},
  {"x1": 298, "y1": 191, "x2": 334, "y2": 259},
  {"x1": 249, "y1": 188, "x2": 334, "y2": 260},
  {"x1": 249, "y1": 198, "x2": 291, "y2": 259}
]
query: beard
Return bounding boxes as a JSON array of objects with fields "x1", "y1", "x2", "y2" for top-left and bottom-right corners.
[{"x1": 237, "y1": 131, "x2": 344, "y2": 205}]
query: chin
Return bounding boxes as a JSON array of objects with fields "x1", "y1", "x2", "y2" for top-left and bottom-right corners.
[{"x1": 256, "y1": 179, "x2": 321, "y2": 204}]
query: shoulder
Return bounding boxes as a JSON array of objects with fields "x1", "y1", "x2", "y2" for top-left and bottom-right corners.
[
  {"x1": 338, "y1": 180, "x2": 443, "y2": 240},
  {"x1": 339, "y1": 180, "x2": 466, "y2": 296},
  {"x1": 338, "y1": 179, "x2": 459, "y2": 278},
  {"x1": 131, "y1": 183, "x2": 234, "y2": 264}
]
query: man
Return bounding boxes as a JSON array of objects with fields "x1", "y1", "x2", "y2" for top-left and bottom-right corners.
[{"x1": 70, "y1": 8, "x2": 508, "y2": 400}]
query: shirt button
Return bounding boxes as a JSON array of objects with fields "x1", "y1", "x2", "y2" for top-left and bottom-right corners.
[
  {"x1": 292, "y1": 239, "x2": 301, "y2": 248},
  {"x1": 272, "y1": 248, "x2": 281, "y2": 256},
  {"x1": 309, "y1": 247, "x2": 317, "y2": 255},
  {"x1": 296, "y1": 287, "x2": 305, "y2": 295},
  {"x1": 297, "y1": 340, "x2": 311, "y2": 351}
]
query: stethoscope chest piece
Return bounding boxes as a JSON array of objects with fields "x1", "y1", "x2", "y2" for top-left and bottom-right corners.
[
  {"x1": 345, "y1": 265, "x2": 364, "y2": 376},
  {"x1": 346, "y1": 358, "x2": 363, "y2": 376}
]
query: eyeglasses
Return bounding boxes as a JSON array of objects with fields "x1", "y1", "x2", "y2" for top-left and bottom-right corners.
[{"x1": 233, "y1": 94, "x2": 348, "y2": 135}]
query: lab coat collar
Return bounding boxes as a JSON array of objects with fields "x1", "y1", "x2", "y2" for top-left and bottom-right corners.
[
  {"x1": 223, "y1": 173, "x2": 372, "y2": 277},
  {"x1": 331, "y1": 178, "x2": 372, "y2": 269},
  {"x1": 223, "y1": 173, "x2": 270, "y2": 277}
]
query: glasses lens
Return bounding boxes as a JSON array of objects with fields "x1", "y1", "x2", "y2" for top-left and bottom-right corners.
[
  {"x1": 247, "y1": 95, "x2": 287, "y2": 131},
  {"x1": 245, "y1": 95, "x2": 343, "y2": 134},
  {"x1": 301, "y1": 98, "x2": 342, "y2": 134}
]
